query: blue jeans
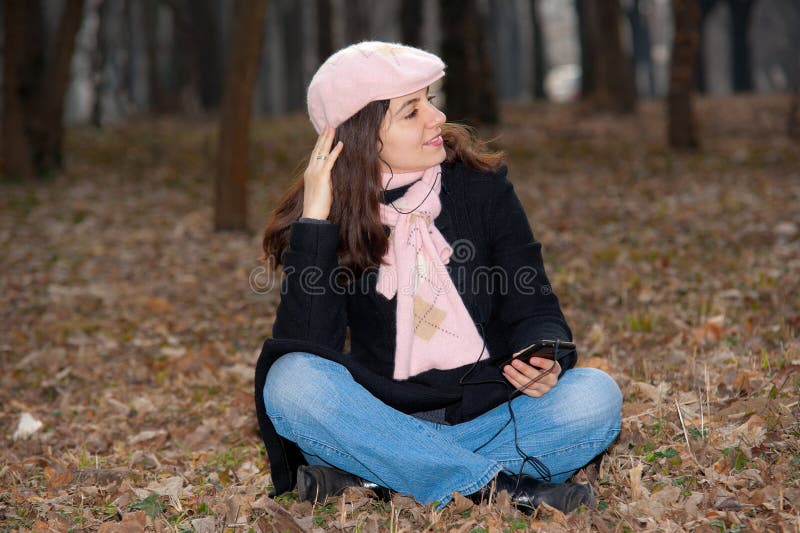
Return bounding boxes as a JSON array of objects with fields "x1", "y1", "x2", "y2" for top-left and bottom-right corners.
[{"x1": 263, "y1": 351, "x2": 621, "y2": 507}]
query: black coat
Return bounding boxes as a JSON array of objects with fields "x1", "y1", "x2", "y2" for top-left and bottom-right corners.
[{"x1": 254, "y1": 160, "x2": 575, "y2": 496}]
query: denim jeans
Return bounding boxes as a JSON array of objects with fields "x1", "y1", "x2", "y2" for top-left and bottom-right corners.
[{"x1": 263, "y1": 351, "x2": 622, "y2": 507}]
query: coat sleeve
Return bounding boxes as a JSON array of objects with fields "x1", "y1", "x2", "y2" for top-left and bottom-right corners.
[
  {"x1": 487, "y1": 166, "x2": 576, "y2": 372},
  {"x1": 271, "y1": 220, "x2": 348, "y2": 352}
]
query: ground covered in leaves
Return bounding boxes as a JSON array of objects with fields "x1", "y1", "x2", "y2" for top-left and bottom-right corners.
[{"x1": 1, "y1": 94, "x2": 799, "y2": 532}]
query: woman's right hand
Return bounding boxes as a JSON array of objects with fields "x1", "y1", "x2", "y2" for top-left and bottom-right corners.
[{"x1": 302, "y1": 127, "x2": 344, "y2": 220}]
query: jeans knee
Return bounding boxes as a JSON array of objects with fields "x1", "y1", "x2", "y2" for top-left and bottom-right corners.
[
  {"x1": 562, "y1": 367, "x2": 622, "y2": 430},
  {"x1": 263, "y1": 351, "x2": 347, "y2": 423},
  {"x1": 264, "y1": 352, "x2": 321, "y2": 419}
]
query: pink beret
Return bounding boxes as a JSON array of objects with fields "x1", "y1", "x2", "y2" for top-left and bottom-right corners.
[{"x1": 307, "y1": 41, "x2": 446, "y2": 134}]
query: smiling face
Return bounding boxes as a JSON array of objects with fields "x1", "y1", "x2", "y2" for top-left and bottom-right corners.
[{"x1": 377, "y1": 86, "x2": 447, "y2": 174}]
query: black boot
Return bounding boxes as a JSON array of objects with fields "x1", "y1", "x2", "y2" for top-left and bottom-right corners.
[
  {"x1": 296, "y1": 465, "x2": 392, "y2": 503},
  {"x1": 470, "y1": 471, "x2": 594, "y2": 514}
]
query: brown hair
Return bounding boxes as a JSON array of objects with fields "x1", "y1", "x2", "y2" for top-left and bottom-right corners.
[{"x1": 261, "y1": 105, "x2": 505, "y2": 281}]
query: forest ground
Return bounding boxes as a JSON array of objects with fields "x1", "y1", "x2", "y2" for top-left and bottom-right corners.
[{"x1": 1, "y1": 94, "x2": 799, "y2": 532}]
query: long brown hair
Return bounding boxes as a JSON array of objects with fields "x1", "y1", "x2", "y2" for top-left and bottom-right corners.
[{"x1": 261, "y1": 105, "x2": 505, "y2": 281}]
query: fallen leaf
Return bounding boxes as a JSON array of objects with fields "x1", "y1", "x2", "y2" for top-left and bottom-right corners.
[
  {"x1": 629, "y1": 463, "x2": 647, "y2": 500},
  {"x1": 449, "y1": 491, "x2": 474, "y2": 514},
  {"x1": 13, "y1": 412, "x2": 43, "y2": 440}
]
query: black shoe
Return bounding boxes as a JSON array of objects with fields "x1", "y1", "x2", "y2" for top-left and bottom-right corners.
[
  {"x1": 470, "y1": 471, "x2": 594, "y2": 514},
  {"x1": 296, "y1": 465, "x2": 392, "y2": 503}
]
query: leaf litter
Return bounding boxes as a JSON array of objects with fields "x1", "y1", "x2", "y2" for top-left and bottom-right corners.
[{"x1": 1, "y1": 94, "x2": 799, "y2": 531}]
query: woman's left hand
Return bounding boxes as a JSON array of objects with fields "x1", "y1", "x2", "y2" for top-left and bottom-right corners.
[{"x1": 503, "y1": 355, "x2": 561, "y2": 398}]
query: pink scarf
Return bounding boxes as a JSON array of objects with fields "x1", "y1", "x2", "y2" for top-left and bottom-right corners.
[{"x1": 377, "y1": 164, "x2": 490, "y2": 380}]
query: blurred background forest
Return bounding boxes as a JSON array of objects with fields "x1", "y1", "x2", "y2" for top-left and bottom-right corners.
[
  {"x1": 3, "y1": 0, "x2": 800, "y2": 227},
  {"x1": 2, "y1": 0, "x2": 800, "y2": 532}
]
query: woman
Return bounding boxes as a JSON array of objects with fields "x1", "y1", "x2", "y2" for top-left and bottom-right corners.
[{"x1": 255, "y1": 41, "x2": 621, "y2": 514}]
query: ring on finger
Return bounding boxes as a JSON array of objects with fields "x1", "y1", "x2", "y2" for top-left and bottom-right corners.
[{"x1": 315, "y1": 154, "x2": 327, "y2": 160}]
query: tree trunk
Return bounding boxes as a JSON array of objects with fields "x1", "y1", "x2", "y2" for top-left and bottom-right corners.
[
  {"x1": 92, "y1": 0, "x2": 109, "y2": 126},
  {"x1": 35, "y1": 0, "x2": 85, "y2": 175},
  {"x1": 585, "y1": 0, "x2": 637, "y2": 113},
  {"x1": 668, "y1": 0, "x2": 700, "y2": 150},
  {"x1": 344, "y1": 0, "x2": 369, "y2": 43},
  {"x1": 215, "y1": 0, "x2": 268, "y2": 231},
  {"x1": 788, "y1": 88, "x2": 800, "y2": 141},
  {"x1": 144, "y1": 0, "x2": 166, "y2": 113},
  {"x1": 729, "y1": 0, "x2": 755, "y2": 92},
  {"x1": 531, "y1": 0, "x2": 546, "y2": 100},
  {"x1": 625, "y1": 0, "x2": 655, "y2": 98},
  {"x1": 2, "y1": 0, "x2": 83, "y2": 181},
  {"x1": 190, "y1": 0, "x2": 223, "y2": 110},
  {"x1": 282, "y1": 0, "x2": 305, "y2": 112},
  {"x1": 2, "y1": 1, "x2": 42, "y2": 180},
  {"x1": 401, "y1": 0, "x2": 422, "y2": 47},
  {"x1": 316, "y1": 0, "x2": 333, "y2": 61},
  {"x1": 576, "y1": 0, "x2": 593, "y2": 98},
  {"x1": 695, "y1": 0, "x2": 717, "y2": 93},
  {"x1": 440, "y1": 0, "x2": 499, "y2": 126}
]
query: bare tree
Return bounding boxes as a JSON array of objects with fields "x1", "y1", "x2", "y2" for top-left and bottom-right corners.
[
  {"x1": 2, "y1": 0, "x2": 85, "y2": 181},
  {"x1": 576, "y1": 0, "x2": 594, "y2": 97},
  {"x1": 581, "y1": 0, "x2": 637, "y2": 113},
  {"x1": 789, "y1": 87, "x2": 800, "y2": 141},
  {"x1": 215, "y1": 0, "x2": 268, "y2": 231},
  {"x1": 625, "y1": 0, "x2": 655, "y2": 98},
  {"x1": 345, "y1": 0, "x2": 370, "y2": 43},
  {"x1": 531, "y1": 0, "x2": 547, "y2": 100},
  {"x1": 729, "y1": 0, "x2": 756, "y2": 92},
  {"x1": 668, "y1": 0, "x2": 701, "y2": 149},
  {"x1": 316, "y1": 0, "x2": 333, "y2": 61},
  {"x1": 401, "y1": 0, "x2": 423, "y2": 46},
  {"x1": 440, "y1": 0, "x2": 499, "y2": 126},
  {"x1": 694, "y1": 0, "x2": 717, "y2": 93}
]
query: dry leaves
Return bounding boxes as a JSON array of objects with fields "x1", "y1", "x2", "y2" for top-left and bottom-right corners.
[{"x1": 2, "y1": 94, "x2": 799, "y2": 531}]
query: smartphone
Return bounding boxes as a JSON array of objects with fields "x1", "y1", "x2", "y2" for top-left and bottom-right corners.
[{"x1": 502, "y1": 340, "x2": 576, "y2": 367}]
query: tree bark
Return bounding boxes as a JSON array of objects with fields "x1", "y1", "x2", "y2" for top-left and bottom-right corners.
[
  {"x1": 36, "y1": 0, "x2": 85, "y2": 175},
  {"x1": 144, "y1": 0, "x2": 166, "y2": 113},
  {"x1": 2, "y1": 1, "x2": 41, "y2": 180},
  {"x1": 788, "y1": 88, "x2": 800, "y2": 141},
  {"x1": 189, "y1": 0, "x2": 223, "y2": 110},
  {"x1": 694, "y1": 0, "x2": 717, "y2": 93},
  {"x1": 2, "y1": 0, "x2": 84, "y2": 181},
  {"x1": 316, "y1": 0, "x2": 333, "y2": 61},
  {"x1": 531, "y1": 0, "x2": 547, "y2": 100},
  {"x1": 668, "y1": 0, "x2": 701, "y2": 150},
  {"x1": 576, "y1": 0, "x2": 593, "y2": 98},
  {"x1": 585, "y1": 0, "x2": 637, "y2": 113},
  {"x1": 92, "y1": 0, "x2": 109, "y2": 126},
  {"x1": 215, "y1": 0, "x2": 268, "y2": 231},
  {"x1": 625, "y1": 0, "x2": 655, "y2": 98},
  {"x1": 344, "y1": 0, "x2": 370, "y2": 44},
  {"x1": 282, "y1": 0, "x2": 305, "y2": 112},
  {"x1": 729, "y1": 0, "x2": 755, "y2": 93},
  {"x1": 440, "y1": 0, "x2": 499, "y2": 126},
  {"x1": 401, "y1": 0, "x2": 422, "y2": 46}
]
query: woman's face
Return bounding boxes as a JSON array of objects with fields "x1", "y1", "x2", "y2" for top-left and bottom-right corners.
[{"x1": 378, "y1": 86, "x2": 447, "y2": 174}]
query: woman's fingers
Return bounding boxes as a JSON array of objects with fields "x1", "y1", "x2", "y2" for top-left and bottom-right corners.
[
  {"x1": 310, "y1": 127, "x2": 329, "y2": 160},
  {"x1": 302, "y1": 128, "x2": 341, "y2": 220},
  {"x1": 323, "y1": 141, "x2": 344, "y2": 168},
  {"x1": 309, "y1": 127, "x2": 334, "y2": 164},
  {"x1": 503, "y1": 358, "x2": 560, "y2": 397}
]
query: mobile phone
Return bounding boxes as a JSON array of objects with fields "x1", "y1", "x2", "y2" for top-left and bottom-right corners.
[{"x1": 503, "y1": 340, "x2": 576, "y2": 367}]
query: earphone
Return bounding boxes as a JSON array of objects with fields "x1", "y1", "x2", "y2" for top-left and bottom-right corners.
[
  {"x1": 382, "y1": 164, "x2": 440, "y2": 215},
  {"x1": 383, "y1": 163, "x2": 572, "y2": 482},
  {"x1": 458, "y1": 326, "x2": 559, "y2": 482}
]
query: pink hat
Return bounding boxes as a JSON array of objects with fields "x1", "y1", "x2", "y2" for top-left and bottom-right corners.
[{"x1": 307, "y1": 41, "x2": 446, "y2": 134}]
